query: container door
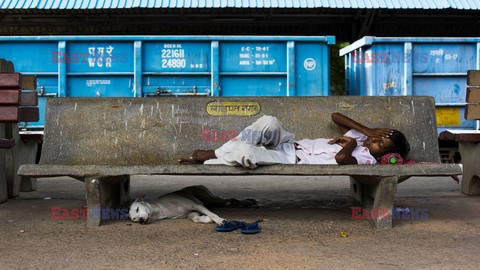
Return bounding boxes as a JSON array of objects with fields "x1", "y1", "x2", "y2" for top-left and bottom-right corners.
[
  {"x1": 412, "y1": 43, "x2": 477, "y2": 131},
  {"x1": 66, "y1": 42, "x2": 135, "y2": 97},
  {"x1": 142, "y1": 42, "x2": 211, "y2": 97}
]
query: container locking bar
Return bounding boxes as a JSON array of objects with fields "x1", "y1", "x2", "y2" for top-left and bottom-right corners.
[{"x1": 145, "y1": 86, "x2": 209, "y2": 97}]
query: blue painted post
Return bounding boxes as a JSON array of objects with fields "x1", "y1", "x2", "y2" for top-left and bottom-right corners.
[
  {"x1": 134, "y1": 41, "x2": 142, "y2": 97},
  {"x1": 287, "y1": 41, "x2": 295, "y2": 96},
  {"x1": 58, "y1": 41, "x2": 66, "y2": 97},
  {"x1": 211, "y1": 41, "x2": 219, "y2": 96},
  {"x1": 476, "y1": 42, "x2": 480, "y2": 130},
  {"x1": 477, "y1": 42, "x2": 480, "y2": 70},
  {"x1": 322, "y1": 44, "x2": 330, "y2": 96},
  {"x1": 359, "y1": 48, "x2": 367, "y2": 96},
  {"x1": 404, "y1": 42, "x2": 413, "y2": 96},
  {"x1": 345, "y1": 54, "x2": 350, "y2": 95},
  {"x1": 348, "y1": 52, "x2": 355, "y2": 95}
]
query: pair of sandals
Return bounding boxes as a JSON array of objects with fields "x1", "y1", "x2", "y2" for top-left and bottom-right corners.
[{"x1": 216, "y1": 220, "x2": 262, "y2": 234}]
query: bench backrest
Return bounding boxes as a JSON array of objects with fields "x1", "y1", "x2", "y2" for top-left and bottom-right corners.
[{"x1": 40, "y1": 96, "x2": 440, "y2": 165}]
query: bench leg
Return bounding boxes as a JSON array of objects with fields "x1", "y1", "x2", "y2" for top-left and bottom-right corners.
[
  {"x1": 84, "y1": 176, "x2": 130, "y2": 227},
  {"x1": 4, "y1": 123, "x2": 21, "y2": 198},
  {"x1": 0, "y1": 148, "x2": 7, "y2": 203},
  {"x1": 350, "y1": 176, "x2": 398, "y2": 229},
  {"x1": 18, "y1": 141, "x2": 38, "y2": 192},
  {"x1": 4, "y1": 146, "x2": 21, "y2": 198},
  {"x1": 0, "y1": 123, "x2": 7, "y2": 203},
  {"x1": 3, "y1": 123, "x2": 38, "y2": 197},
  {"x1": 459, "y1": 142, "x2": 480, "y2": 196}
]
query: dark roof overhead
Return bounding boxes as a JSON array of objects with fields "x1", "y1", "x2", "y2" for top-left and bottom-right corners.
[{"x1": 1, "y1": 0, "x2": 480, "y2": 10}]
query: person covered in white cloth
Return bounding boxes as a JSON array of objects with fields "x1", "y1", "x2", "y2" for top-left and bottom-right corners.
[{"x1": 178, "y1": 113, "x2": 410, "y2": 169}]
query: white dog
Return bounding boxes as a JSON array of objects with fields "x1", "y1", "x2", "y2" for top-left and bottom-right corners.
[{"x1": 129, "y1": 185, "x2": 256, "y2": 225}]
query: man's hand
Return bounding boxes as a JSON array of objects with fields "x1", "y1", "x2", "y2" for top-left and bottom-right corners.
[
  {"x1": 328, "y1": 136, "x2": 357, "y2": 148},
  {"x1": 178, "y1": 150, "x2": 216, "y2": 164},
  {"x1": 332, "y1": 136, "x2": 358, "y2": 165},
  {"x1": 365, "y1": 128, "x2": 393, "y2": 139},
  {"x1": 331, "y1": 113, "x2": 394, "y2": 140}
]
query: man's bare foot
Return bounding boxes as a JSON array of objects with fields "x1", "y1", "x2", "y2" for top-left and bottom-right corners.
[{"x1": 178, "y1": 150, "x2": 216, "y2": 164}]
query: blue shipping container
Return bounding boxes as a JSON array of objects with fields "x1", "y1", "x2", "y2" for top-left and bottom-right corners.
[
  {"x1": 340, "y1": 36, "x2": 480, "y2": 132},
  {"x1": 0, "y1": 35, "x2": 335, "y2": 129}
]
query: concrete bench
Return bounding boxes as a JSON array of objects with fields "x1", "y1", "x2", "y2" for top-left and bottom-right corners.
[{"x1": 18, "y1": 96, "x2": 461, "y2": 229}]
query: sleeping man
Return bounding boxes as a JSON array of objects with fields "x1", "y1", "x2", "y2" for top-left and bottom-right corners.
[{"x1": 178, "y1": 113, "x2": 410, "y2": 169}]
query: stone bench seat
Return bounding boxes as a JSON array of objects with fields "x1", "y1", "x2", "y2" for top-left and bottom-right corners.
[
  {"x1": 19, "y1": 163, "x2": 460, "y2": 181},
  {"x1": 18, "y1": 96, "x2": 462, "y2": 229}
]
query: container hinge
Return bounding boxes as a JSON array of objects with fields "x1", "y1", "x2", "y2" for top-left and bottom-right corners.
[
  {"x1": 37, "y1": 86, "x2": 57, "y2": 97},
  {"x1": 185, "y1": 85, "x2": 198, "y2": 95}
]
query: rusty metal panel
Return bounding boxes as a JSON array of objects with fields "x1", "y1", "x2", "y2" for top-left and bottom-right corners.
[
  {"x1": 0, "y1": 107, "x2": 39, "y2": 122},
  {"x1": 0, "y1": 90, "x2": 36, "y2": 106},
  {"x1": 466, "y1": 87, "x2": 480, "y2": 103},
  {"x1": 0, "y1": 73, "x2": 21, "y2": 89},
  {"x1": 19, "y1": 91, "x2": 38, "y2": 106},
  {"x1": 466, "y1": 104, "x2": 480, "y2": 120},
  {"x1": 0, "y1": 90, "x2": 20, "y2": 105},
  {"x1": 21, "y1": 75, "x2": 37, "y2": 90},
  {"x1": 467, "y1": 70, "x2": 480, "y2": 86}
]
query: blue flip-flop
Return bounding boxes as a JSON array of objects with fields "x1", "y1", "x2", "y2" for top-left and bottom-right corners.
[
  {"x1": 215, "y1": 220, "x2": 246, "y2": 232},
  {"x1": 240, "y1": 221, "x2": 262, "y2": 234}
]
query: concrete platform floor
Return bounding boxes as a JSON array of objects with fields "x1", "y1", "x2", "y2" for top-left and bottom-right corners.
[{"x1": 0, "y1": 175, "x2": 479, "y2": 270}]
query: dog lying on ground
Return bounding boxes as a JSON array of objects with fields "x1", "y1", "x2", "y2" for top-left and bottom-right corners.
[{"x1": 129, "y1": 185, "x2": 256, "y2": 225}]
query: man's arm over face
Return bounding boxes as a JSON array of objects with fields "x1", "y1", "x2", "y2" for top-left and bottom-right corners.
[{"x1": 331, "y1": 112, "x2": 393, "y2": 139}]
